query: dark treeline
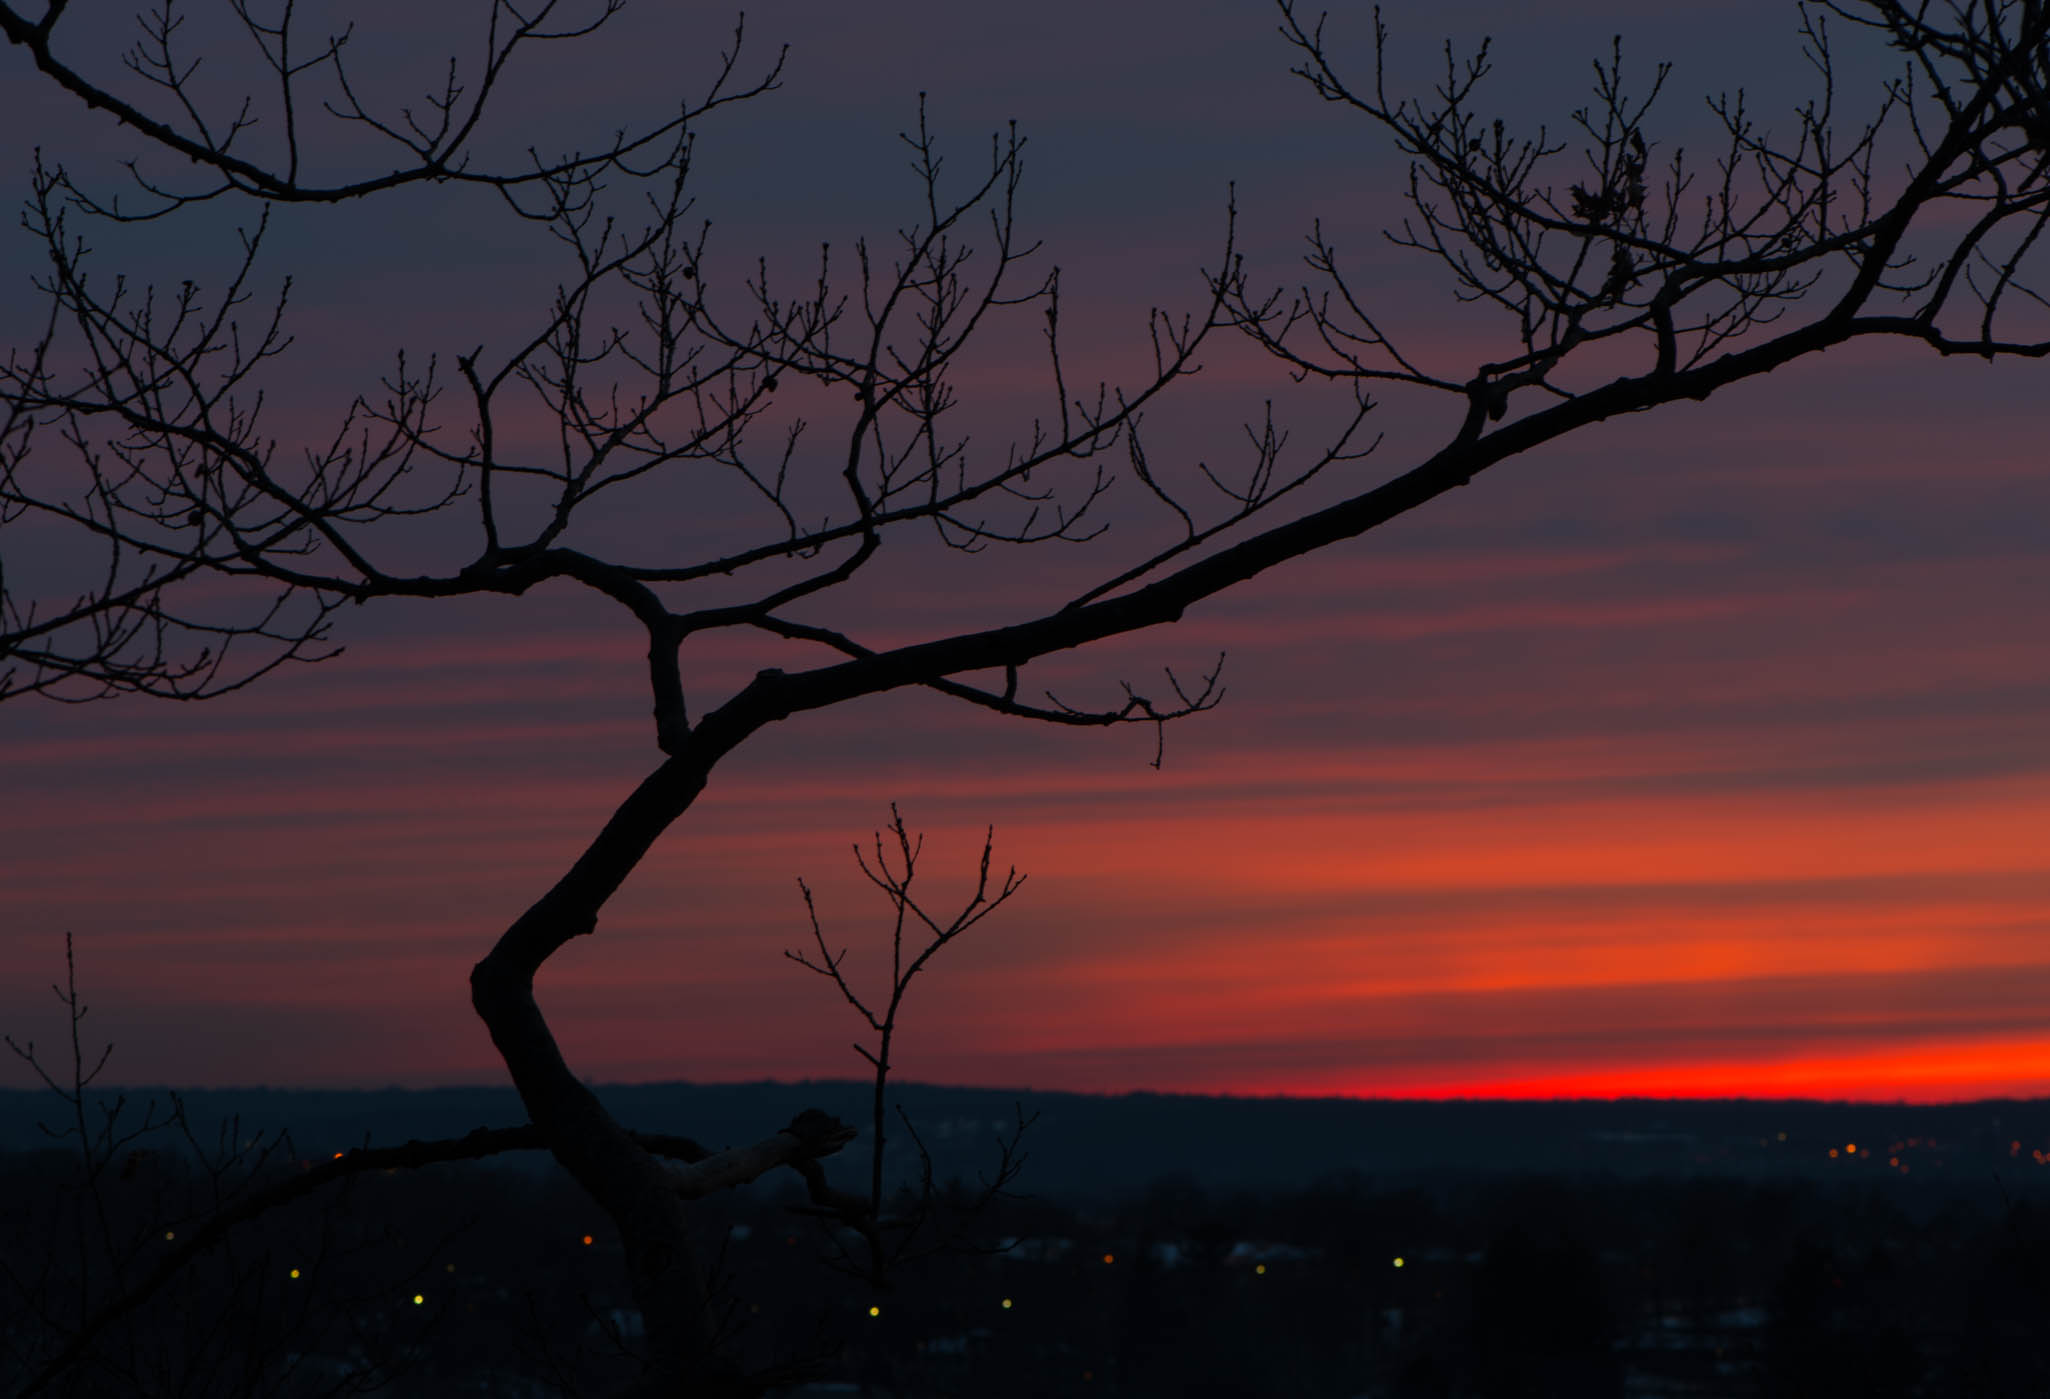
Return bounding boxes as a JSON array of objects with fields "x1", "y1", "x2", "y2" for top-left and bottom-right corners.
[
  {"x1": 7, "y1": 1132, "x2": 2050, "y2": 1398},
  {"x1": 8, "y1": 1085, "x2": 2050, "y2": 1195}
]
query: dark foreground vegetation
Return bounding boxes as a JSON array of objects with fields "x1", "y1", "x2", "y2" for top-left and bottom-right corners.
[{"x1": 7, "y1": 1135, "x2": 2049, "y2": 1399}]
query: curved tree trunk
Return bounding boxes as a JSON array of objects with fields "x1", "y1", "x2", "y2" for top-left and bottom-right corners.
[{"x1": 469, "y1": 755, "x2": 752, "y2": 1395}]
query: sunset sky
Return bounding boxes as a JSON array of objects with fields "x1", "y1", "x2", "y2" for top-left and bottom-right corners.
[{"x1": 4, "y1": 0, "x2": 2048, "y2": 1102}]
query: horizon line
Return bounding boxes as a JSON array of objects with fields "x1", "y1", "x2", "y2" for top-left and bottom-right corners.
[{"x1": 5, "y1": 1078, "x2": 2046, "y2": 1110}]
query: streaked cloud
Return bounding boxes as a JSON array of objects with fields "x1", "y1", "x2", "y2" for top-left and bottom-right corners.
[{"x1": 4, "y1": 0, "x2": 2049, "y2": 1105}]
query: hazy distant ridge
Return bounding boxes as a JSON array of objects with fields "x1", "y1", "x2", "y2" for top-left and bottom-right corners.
[{"x1": 5, "y1": 1082, "x2": 2045, "y2": 1196}]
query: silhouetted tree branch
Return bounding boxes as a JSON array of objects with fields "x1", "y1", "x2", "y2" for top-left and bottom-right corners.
[
  {"x1": 5, "y1": 936, "x2": 859, "y2": 1398},
  {"x1": 785, "y1": 809, "x2": 1033, "y2": 1285},
  {"x1": 5, "y1": 937, "x2": 470, "y2": 1396},
  {"x1": 1245, "y1": 0, "x2": 2050, "y2": 437},
  {"x1": 0, "y1": 0, "x2": 784, "y2": 213},
  {"x1": 6, "y1": 1, "x2": 2049, "y2": 1393}
]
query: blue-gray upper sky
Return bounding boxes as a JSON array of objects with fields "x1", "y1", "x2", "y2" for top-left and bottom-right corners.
[{"x1": 4, "y1": 0, "x2": 2048, "y2": 1101}]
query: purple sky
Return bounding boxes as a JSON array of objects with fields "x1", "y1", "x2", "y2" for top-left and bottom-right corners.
[{"x1": 4, "y1": 0, "x2": 2049, "y2": 1100}]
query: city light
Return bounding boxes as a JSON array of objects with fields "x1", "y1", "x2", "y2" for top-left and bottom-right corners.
[
  {"x1": 1255, "y1": 1263, "x2": 1267, "y2": 1275},
  {"x1": 868, "y1": 1305, "x2": 881, "y2": 1318},
  {"x1": 163, "y1": 1230, "x2": 175, "y2": 1242},
  {"x1": 412, "y1": 1294, "x2": 424, "y2": 1306},
  {"x1": 289, "y1": 1268, "x2": 301, "y2": 1279},
  {"x1": 1846, "y1": 1143, "x2": 1857, "y2": 1154},
  {"x1": 1102, "y1": 1252, "x2": 1115, "y2": 1264},
  {"x1": 1392, "y1": 1257, "x2": 1404, "y2": 1268},
  {"x1": 581, "y1": 1234, "x2": 594, "y2": 1246},
  {"x1": 1001, "y1": 1298, "x2": 1013, "y2": 1310}
]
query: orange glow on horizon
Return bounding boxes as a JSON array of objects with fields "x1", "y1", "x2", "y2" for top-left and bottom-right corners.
[
  {"x1": 1281, "y1": 1034, "x2": 2050, "y2": 1103},
  {"x1": 11, "y1": 516, "x2": 2049, "y2": 1103}
]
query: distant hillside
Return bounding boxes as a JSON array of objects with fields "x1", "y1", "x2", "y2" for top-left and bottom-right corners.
[{"x1": 5, "y1": 1081, "x2": 2047, "y2": 1197}]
